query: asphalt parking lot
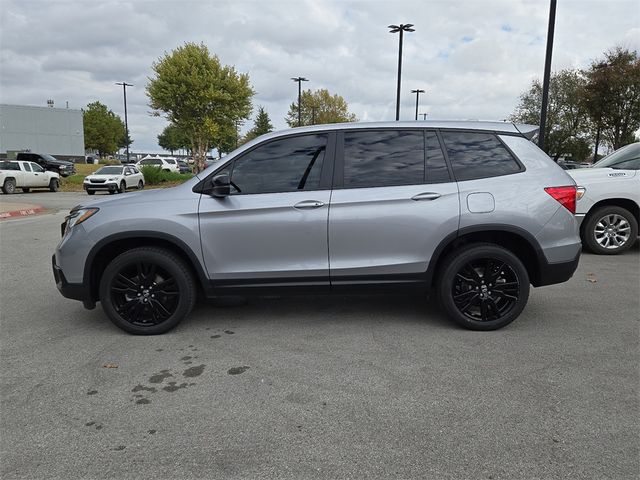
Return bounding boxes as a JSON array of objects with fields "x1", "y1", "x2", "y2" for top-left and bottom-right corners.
[{"x1": 1, "y1": 191, "x2": 638, "y2": 479}]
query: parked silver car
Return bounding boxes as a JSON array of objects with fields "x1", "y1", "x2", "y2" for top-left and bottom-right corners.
[{"x1": 53, "y1": 121, "x2": 582, "y2": 334}]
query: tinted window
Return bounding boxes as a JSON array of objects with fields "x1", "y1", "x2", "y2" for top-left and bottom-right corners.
[
  {"x1": 31, "y1": 163, "x2": 44, "y2": 172},
  {"x1": 344, "y1": 130, "x2": 424, "y2": 188},
  {"x1": 231, "y1": 134, "x2": 326, "y2": 194},
  {"x1": 442, "y1": 132, "x2": 521, "y2": 181},
  {"x1": 22, "y1": 163, "x2": 32, "y2": 172},
  {"x1": 425, "y1": 131, "x2": 450, "y2": 183},
  {"x1": 0, "y1": 161, "x2": 19, "y2": 170},
  {"x1": 608, "y1": 158, "x2": 640, "y2": 170},
  {"x1": 594, "y1": 143, "x2": 640, "y2": 168}
]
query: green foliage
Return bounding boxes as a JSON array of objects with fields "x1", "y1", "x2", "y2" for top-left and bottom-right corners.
[
  {"x1": 241, "y1": 106, "x2": 274, "y2": 144},
  {"x1": 140, "y1": 166, "x2": 193, "y2": 184},
  {"x1": 285, "y1": 89, "x2": 357, "y2": 127},
  {"x1": 510, "y1": 69, "x2": 591, "y2": 161},
  {"x1": 158, "y1": 124, "x2": 190, "y2": 154},
  {"x1": 147, "y1": 42, "x2": 254, "y2": 171},
  {"x1": 83, "y1": 102, "x2": 127, "y2": 156},
  {"x1": 62, "y1": 175, "x2": 85, "y2": 185},
  {"x1": 583, "y1": 47, "x2": 640, "y2": 150}
]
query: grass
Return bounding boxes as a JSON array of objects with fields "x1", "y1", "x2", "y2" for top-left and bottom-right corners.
[{"x1": 59, "y1": 163, "x2": 193, "y2": 192}]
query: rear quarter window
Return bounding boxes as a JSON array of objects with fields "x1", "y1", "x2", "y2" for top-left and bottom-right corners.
[{"x1": 441, "y1": 131, "x2": 522, "y2": 181}]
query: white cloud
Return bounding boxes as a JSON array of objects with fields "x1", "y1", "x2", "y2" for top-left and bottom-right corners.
[{"x1": 0, "y1": 0, "x2": 637, "y2": 152}]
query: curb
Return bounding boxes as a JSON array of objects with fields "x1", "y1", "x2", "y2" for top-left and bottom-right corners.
[{"x1": 0, "y1": 206, "x2": 45, "y2": 219}]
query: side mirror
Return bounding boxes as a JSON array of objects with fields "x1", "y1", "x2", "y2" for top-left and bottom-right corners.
[{"x1": 211, "y1": 174, "x2": 231, "y2": 198}]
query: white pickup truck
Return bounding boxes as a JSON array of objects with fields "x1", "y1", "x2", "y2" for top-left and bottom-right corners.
[
  {"x1": 569, "y1": 143, "x2": 639, "y2": 254},
  {"x1": 0, "y1": 160, "x2": 60, "y2": 194}
]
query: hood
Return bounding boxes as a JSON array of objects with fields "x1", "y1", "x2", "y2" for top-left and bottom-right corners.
[
  {"x1": 568, "y1": 167, "x2": 637, "y2": 182},
  {"x1": 86, "y1": 173, "x2": 120, "y2": 180}
]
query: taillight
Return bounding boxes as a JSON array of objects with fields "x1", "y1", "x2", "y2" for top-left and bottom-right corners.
[{"x1": 544, "y1": 186, "x2": 577, "y2": 214}]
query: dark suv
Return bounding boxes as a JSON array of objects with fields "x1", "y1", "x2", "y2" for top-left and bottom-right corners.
[
  {"x1": 16, "y1": 153, "x2": 76, "y2": 177},
  {"x1": 53, "y1": 121, "x2": 582, "y2": 334}
]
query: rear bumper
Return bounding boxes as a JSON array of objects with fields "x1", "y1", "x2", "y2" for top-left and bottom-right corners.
[
  {"x1": 52, "y1": 255, "x2": 95, "y2": 309},
  {"x1": 533, "y1": 250, "x2": 581, "y2": 287}
]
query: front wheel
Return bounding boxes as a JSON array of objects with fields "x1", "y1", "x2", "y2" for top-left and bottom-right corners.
[
  {"x1": 99, "y1": 247, "x2": 197, "y2": 334},
  {"x1": 118, "y1": 181, "x2": 126, "y2": 194},
  {"x1": 438, "y1": 244, "x2": 530, "y2": 331},
  {"x1": 137, "y1": 180, "x2": 144, "y2": 190},
  {"x1": 2, "y1": 178, "x2": 16, "y2": 194},
  {"x1": 582, "y1": 206, "x2": 638, "y2": 255},
  {"x1": 49, "y1": 178, "x2": 59, "y2": 192}
]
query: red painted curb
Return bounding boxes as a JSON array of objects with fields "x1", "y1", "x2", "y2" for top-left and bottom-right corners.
[{"x1": 0, "y1": 206, "x2": 45, "y2": 219}]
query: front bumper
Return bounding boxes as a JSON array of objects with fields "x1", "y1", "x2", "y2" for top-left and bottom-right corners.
[
  {"x1": 52, "y1": 255, "x2": 95, "y2": 309},
  {"x1": 84, "y1": 182, "x2": 118, "y2": 191}
]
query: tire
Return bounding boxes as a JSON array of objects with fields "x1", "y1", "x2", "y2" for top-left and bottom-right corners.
[
  {"x1": 137, "y1": 180, "x2": 144, "y2": 190},
  {"x1": 49, "y1": 178, "x2": 59, "y2": 192},
  {"x1": 87, "y1": 190, "x2": 96, "y2": 195},
  {"x1": 437, "y1": 244, "x2": 530, "y2": 331},
  {"x1": 22, "y1": 188, "x2": 31, "y2": 193},
  {"x1": 99, "y1": 247, "x2": 197, "y2": 335},
  {"x1": 118, "y1": 181, "x2": 126, "y2": 194},
  {"x1": 582, "y1": 206, "x2": 638, "y2": 255},
  {"x1": 2, "y1": 178, "x2": 16, "y2": 194},
  {"x1": 109, "y1": 190, "x2": 116, "y2": 195}
]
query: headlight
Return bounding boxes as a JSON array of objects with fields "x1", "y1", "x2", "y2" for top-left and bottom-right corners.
[
  {"x1": 84, "y1": 178, "x2": 91, "y2": 183},
  {"x1": 108, "y1": 177, "x2": 117, "y2": 181},
  {"x1": 63, "y1": 208, "x2": 99, "y2": 235}
]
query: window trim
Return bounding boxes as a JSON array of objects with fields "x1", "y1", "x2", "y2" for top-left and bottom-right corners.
[
  {"x1": 438, "y1": 129, "x2": 526, "y2": 182},
  {"x1": 194, "y1": 131, "x2": 336, "y2": 195}
]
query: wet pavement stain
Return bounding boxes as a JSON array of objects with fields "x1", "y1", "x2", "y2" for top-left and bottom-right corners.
[
  {"x1": 180, "y1": 356, "x2": 192, "y2": 361},
  {"x1": 113, "y1": 446, "x2": 126, "y2": 451},
  {"x1": 148, "y1": 429, "x2": 157, "y2": 435},
  {"x1": 132, "y1": 384, "x2": 157, "y2": 393},
  {"x1": 87, "y1": 390, "x2": 98, "y2": 395},
  {"x1": 184, "y1": 361, "x2": 192, "y2": 365},
  {"x1": 155, "y1": 348, "x2": 164, "y2": 352},
  {"x1": 85, "y1": 421, "x2": 95, "y2": 426},
  {"x1": 149, "y1": 370, "x2": 173, "y2": 384},
  {"x1": 210, "y1": 335, "x2": 221, "y2": 339},
  {"x1": 224, "y1": 330, "x2": 235, "y2": 334},
  {"x1": 183, "y1": 364, "x2": 205, "y2": 378},
  {"x1": 136, "y1": 398, "x2": 151, "y2": 405},
  {"x1": 228, "y1": 366, "x2": 250, "y2": 375},
  {"x1": 163, "y1": 382, "x2": 189, "y2": 392}
]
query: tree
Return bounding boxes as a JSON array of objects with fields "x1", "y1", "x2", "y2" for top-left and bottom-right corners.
[
  {"x1": 147, "y1": 42, "x2": 254, "y2": 171},
  {"x1": 83, "y1": 101, "x2": 126, "y2": 157},
  {"x1": 241, "y1": 106, "x2": 274, "y2": 144},
  {"x1": 157, "y1": 124, "x2": 189, "y2": 154},
  {"x1": 285, "y1": 89, "x2": 357, "y2": 127},
  {"x1": 510, "y1": 69, "x2": 590, "y2": 161},
  {"x1": 583, "y1": 47, "x2": 640, "y2": 152}
]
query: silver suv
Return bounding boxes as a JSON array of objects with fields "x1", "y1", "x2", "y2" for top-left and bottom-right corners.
[{"x1": 52, "y1": 121, "x2": 582, "y2": 334}]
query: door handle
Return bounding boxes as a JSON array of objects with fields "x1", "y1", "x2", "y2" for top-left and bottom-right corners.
[
  {"x1": 412, "y1": 192, "x2": 441, "y2": 201},
  {"x1": 294, "y1": 200, "x2": 325, "y2": 210}
]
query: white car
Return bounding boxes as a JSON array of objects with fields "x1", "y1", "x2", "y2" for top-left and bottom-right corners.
[
  {"x1": 136, "y1": 155, "x2": 180, "y2": 173},
  {"x1": 568, "y1": 142, "x2": 639, "y2": 254},
  {"x1": 83, "y1": 165, "x2": 145, "y2": 195},
  {"x1": 0, "y1": 160, "x2": 60, "y2": 194}
]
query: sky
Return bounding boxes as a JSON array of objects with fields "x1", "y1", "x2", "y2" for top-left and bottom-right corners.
[{"x1": 1, "y1": 0, "x2": 638, "y2": 153}]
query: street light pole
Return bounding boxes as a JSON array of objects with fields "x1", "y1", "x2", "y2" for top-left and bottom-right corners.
[
  {"x1": 291, "y1": 77, "x2": 309, "y2": 127},
  {"x1": 538, "y1": 0, "x2": 556, "y2": 152},
  {"x1": 115, "y1": 82, "x2": 133, "y2": 163},
  {"x1": 411, "y1": 89, "x2": 425, "y2": 120},
  {"x1": 389, "y1": 23, "x2": 415, "y2": 121}
]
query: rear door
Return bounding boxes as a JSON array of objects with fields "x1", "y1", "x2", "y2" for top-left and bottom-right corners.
[
  {"x1": 328, "y1": 129, "x2": 459, "y2": 284},
  {"x1": 198, "y1": 132, "x2": 335, "y2": 288}
]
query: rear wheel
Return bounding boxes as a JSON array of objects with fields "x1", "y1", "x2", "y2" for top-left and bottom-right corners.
[
  {"x1": 438, "y1": 244, "x2": 530, "y2": 331},
  {"x1": 99, "y1": 247, "x2": 197, "y2": 335},
  {"x1": 582, "y1": 206, "x2": 637, "y2": 255},
  {"x1": 49, "y1": 178, "x2": 59, "y2": 192},
  {"x1": 2, "y1": 178, "x2": 16, "y2": 194},
  {"x1": 22, "y1": 188, "x2": 30, "y2": 193},
  {"x1": 137, "y1": 180, "x2": 144, "y2": 190}
]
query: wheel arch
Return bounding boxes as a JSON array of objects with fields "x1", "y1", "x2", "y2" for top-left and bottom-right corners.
[
  {"x1": 83, "y1": 232, "x2": 209, "y2": 302},
  {"x1": 582, "y1": 198, "x2": 639, "y2": 231},
  {"x1": 426, "y1": 225, "x2": 546, "y2": 288}
]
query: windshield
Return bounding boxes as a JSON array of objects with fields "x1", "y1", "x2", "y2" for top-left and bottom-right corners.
[
  {"x1": 593, "y1": 143, "x2": 640, "y2": 169},
  {"x1": 41, "y1": 153, "x2": 59, "y2": 162},
  {"x1": 95, "y1": 166, "x2": 123, "y2": 175}
]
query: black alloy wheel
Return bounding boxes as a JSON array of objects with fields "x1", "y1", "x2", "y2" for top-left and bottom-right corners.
[
  {"x1": 99, "y1": 247, "x2": 196, "y2": 334},
  {"x1": 439, "y1": 244, "x2": 529, "y2": 331}
]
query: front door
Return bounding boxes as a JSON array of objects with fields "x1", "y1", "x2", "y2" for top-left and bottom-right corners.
[{"x1": 198, "y1": 132, "x2": 335, "y2": 289}]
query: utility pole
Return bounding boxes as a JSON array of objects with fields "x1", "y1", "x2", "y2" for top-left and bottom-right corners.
[
  {"x1": 389, "y1": 23, "x2": 415, "y2": 121},
  {"x1": 538, "y1": 0, "x2": 556, "y2": 152},
  {"x1": 411, "y1": 89, "x2": 425, "y2": 120},
  {"x1": 291, "y1": 77, "x2": 309, "y2": 127},
  {"x1": 115, "y1": 82, "x2": 133, "y2": 163}
]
